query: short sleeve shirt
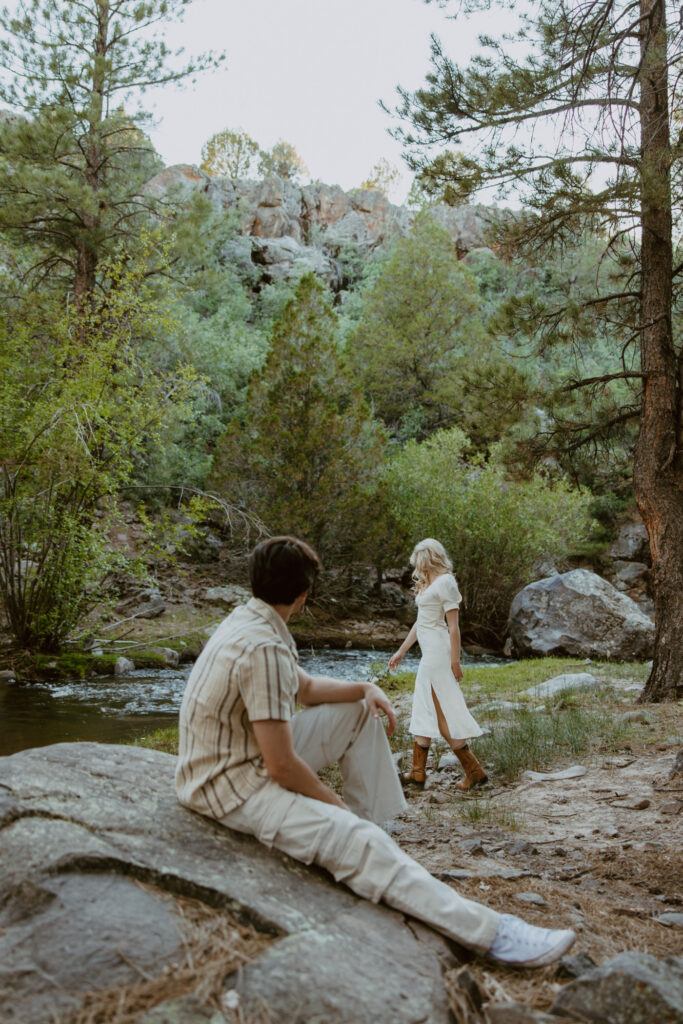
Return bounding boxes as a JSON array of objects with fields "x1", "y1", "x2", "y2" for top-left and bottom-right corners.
[
  {"x1": 415, "y1": 573, "x2": 462, "y2": 632},
  {"x1": 175, "y1": 597, "x2": 299, "y2": 819}
]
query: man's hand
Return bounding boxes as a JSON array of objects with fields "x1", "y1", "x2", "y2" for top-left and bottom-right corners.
[{"x1": 363, "y1": 682, "x2": 397, "y2": 737}]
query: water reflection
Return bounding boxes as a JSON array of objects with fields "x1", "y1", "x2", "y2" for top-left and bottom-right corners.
[{"x1": 0, "y1": 647, "x2": 496, "y2": 756}]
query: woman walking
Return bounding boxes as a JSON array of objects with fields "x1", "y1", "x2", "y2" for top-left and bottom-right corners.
[{"x1": 389, "y1": 538, "x2": 487, "y2": 790}]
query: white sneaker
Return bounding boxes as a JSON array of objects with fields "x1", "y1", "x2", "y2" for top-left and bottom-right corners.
[{"x1": 488, "y1": 914, "x2": 576, "y2": 967}]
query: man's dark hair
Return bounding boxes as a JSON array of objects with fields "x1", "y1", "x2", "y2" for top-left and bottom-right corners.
[{"x1": 249, "y1": 536, "x2": 322, "y2": 605}]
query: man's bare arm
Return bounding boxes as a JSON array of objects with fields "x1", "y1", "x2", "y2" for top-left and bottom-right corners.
[
  {"x1": 296, "y1": 669, "x2": 397, "y2": 736},
  {"x1": 251, "y1": 719, "x2": 346, "y2": 808}
]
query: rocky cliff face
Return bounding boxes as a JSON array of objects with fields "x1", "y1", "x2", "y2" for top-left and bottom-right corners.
[{"x1": 144, "y1": 164, "x2": 493, "y2": 288}]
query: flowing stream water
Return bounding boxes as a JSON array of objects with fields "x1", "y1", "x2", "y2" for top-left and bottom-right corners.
[{"x1": 0, "y1": 648, "x2": 504, "y2": 756}]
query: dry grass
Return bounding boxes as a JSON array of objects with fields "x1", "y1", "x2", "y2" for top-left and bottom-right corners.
[{"x1": 60, "y1": 887, "x2": 273, "y2": 1024}]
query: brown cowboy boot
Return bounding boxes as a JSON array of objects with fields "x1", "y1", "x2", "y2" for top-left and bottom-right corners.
[
  {"x1": 401, "y1": 740, "x2": 430, "y2": 787},
  {"x1": 453, "y1": 744, "x2": 488, "y2": 790}
]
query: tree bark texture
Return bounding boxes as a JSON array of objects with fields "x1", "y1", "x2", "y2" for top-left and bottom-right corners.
[{"x1": 635, "y1": 0, "x2": 682, "y2": 701}]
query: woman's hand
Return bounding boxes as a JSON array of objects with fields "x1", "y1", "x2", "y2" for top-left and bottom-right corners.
[
  {"x1": 451, "y1": 659, "x2": 463, "y2": 682},
  {"x1": 388, "y1": 650, "x2": 403, "y2": 672}
]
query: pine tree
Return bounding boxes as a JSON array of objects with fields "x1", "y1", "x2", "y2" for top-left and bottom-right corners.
[
  {"x1": 391, "y1": 0, "x2": 682, "y2": 700},
  {"x1": 211, "y1": 274, "x2": 389, "y2": 563},
  {"x1": 0, "y1": 0, "x2": 222, "y2": 302},
  {"x1": 348, "y1": 210, "x2": 530, "y2": 444}
]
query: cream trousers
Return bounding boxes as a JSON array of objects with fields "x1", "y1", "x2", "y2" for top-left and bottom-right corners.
[{"x1": 222, "y1": 701, "x2": 500, "y2": 953}]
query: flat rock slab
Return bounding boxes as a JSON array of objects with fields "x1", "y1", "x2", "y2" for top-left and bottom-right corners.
[
  {"x1": 522, "y1": 673, "x2": 598, "y2": 698},
  {"x1": 522, "y1": 765, "x2": 587, "y2": 783},
  {"x1": 0, "y1": 743, "x2": 458, "y2": 1024}
]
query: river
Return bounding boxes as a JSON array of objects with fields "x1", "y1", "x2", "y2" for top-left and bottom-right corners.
[
  {"x1": 0, "y1": 649, "x2": 427, "y2": 756},
  {"x1": 0, "y1": 648, "x2": 508, "y2": 756}
]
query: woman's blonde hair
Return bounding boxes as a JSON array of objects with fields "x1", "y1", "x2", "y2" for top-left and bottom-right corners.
[{"x1": 410, "y1": 538, "x2": 453, "y2": 593}]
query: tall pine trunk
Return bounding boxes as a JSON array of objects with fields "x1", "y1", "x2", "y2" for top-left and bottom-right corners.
[{"x1": 635, "y1": 0, "x2": 682, "y2": 702}]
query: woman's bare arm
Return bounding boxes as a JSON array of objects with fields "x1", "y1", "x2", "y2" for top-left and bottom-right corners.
[
  {"x1": 446, "y1": 608, "x2": 463, "y2": 681},
  {"x1": 388, "y1": 622, "x2": 418, "y2": 671}
]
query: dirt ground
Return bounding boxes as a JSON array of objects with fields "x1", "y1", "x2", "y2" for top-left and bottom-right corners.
[{"x1": 390, "y1": 686, "x2": 683, "y2": 1011}]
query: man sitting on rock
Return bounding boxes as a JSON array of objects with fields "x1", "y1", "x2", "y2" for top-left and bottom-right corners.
[{"x1": 176, "y1": 535, "x2": 575, "y2": 967}]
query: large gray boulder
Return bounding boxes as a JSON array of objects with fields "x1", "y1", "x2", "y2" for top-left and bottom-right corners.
[
  {"x1": 0, "y1": 743, "x2": 458, "y2": 1023},
  {"x1": 508, "y1": 569, "x2": 654, "y2": 660},
  {"x1": 551, "y1": 951, "x2": 683, "y2": 1023}
]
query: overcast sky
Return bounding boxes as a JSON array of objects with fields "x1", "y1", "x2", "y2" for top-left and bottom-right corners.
[{"x1": 146, "y1": 0, "x2": 520, "y2": 201}]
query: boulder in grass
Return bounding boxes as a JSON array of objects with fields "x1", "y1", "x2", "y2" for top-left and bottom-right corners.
[{"x1": 508, "y1": 569, "x2": 654, "y2": 660}]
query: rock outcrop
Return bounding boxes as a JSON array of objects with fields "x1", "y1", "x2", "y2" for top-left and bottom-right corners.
[
  {"x1": 508, "y1": 568, "x2": 655, "y2": 660},
  {"x1": 551, "y1": 951, "x2": 683, "y2": 1024},
  {"x1": 0, "y1": 743, "x2": 459, "y2": 1023},
  {"x1": 142, "y1": 165, "x2": 493, "y2": 288}
]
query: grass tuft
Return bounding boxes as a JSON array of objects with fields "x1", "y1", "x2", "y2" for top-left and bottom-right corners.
[
  {"x1": 456, "y1": 796, "x2": 524, "y2": 831},
  {"x1": 475, "y1": 705, "x2": 634, "y2": 781},
  {"x1": 133, "y1": 725, "x2": 179, "y2": 755}
]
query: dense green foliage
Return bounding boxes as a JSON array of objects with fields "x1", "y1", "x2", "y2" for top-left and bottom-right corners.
[
  {"x1": 386, "y1": 427, "x2": 591, "y2": 643},
  {"x1": 0, "y1": 255, "x2": 196, "y2": 649},
  {"x1": 211, "y1": 275, "x2": 394, "y2": 563},
  {"x1": 347, "y1": 212, "x2": 531, "y2": 446}
]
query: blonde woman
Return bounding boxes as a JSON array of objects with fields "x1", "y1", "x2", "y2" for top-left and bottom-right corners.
[{"x1": 389, "y1": 538, "x2": 487, "y2": 790}]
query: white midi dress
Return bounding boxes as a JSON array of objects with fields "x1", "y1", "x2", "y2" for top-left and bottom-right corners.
[{"x1": 409, "y1": 573, "x2": 483, "y2": 740}]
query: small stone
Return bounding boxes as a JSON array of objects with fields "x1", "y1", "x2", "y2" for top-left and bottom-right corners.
[
  {"x1": 656, "y1": 913, "x2": 683, "y2": 928},
  {"x1": 91, "y1": 647, "x2": 103, "y2": 657},
  {"x1": 460, "y1": 838, "x2": 486, "y2": 856},
  {"x1": 555, "y1": 952, "x2": 598, "y2": 979},
  {"x1": 670, "y1": 749, "x2": 683, "y2": 776},
  {"x1": 114, "y1": 657, "x2": 135, "y2": 677},
  {"x1": 660, "y1": 801, "x2": 682, "y2": 815},
  {"x1": 436, "y1": 752, "x2": 459, "y2": 770},
  {"x1": 514, "y1": 892, "x2": 547, "y2": 907},
  {"x1": 626, "y1": 798, "x2": 651, "y2": 810},
  {"x1": 0, "y1": 669, "x2": 16, "y2": 680},
  {"x1": 429, "y1": 792, "x2": 449, "y2": 805},
  {"x1": 137, "y1": 646, "x2": 180, "y2": 668},
  {"x1": 507, "y1": 841, "x2": 539, "y2": 857}
]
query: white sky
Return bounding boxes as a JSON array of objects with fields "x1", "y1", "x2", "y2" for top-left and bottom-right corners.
[{"x1": 147, "y1": 0, "x2": 521, "y2": 201}]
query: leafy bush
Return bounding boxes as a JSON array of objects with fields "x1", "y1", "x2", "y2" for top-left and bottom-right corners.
[
  {"x1": 385, "y1": 427, "x2": 592, "y2": 644},
  {"x1": 0, "y1": 256, "x2": 197, "y2": 650}
]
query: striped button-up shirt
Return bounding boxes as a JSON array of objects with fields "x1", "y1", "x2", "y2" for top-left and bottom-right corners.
[{"x1": 175, "y1": 597, "x2": 299, "y2": 819}]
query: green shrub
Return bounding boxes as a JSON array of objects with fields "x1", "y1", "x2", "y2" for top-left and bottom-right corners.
[{"x1": 385, "y1": 427, "x2": 592, "y2": 644}]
